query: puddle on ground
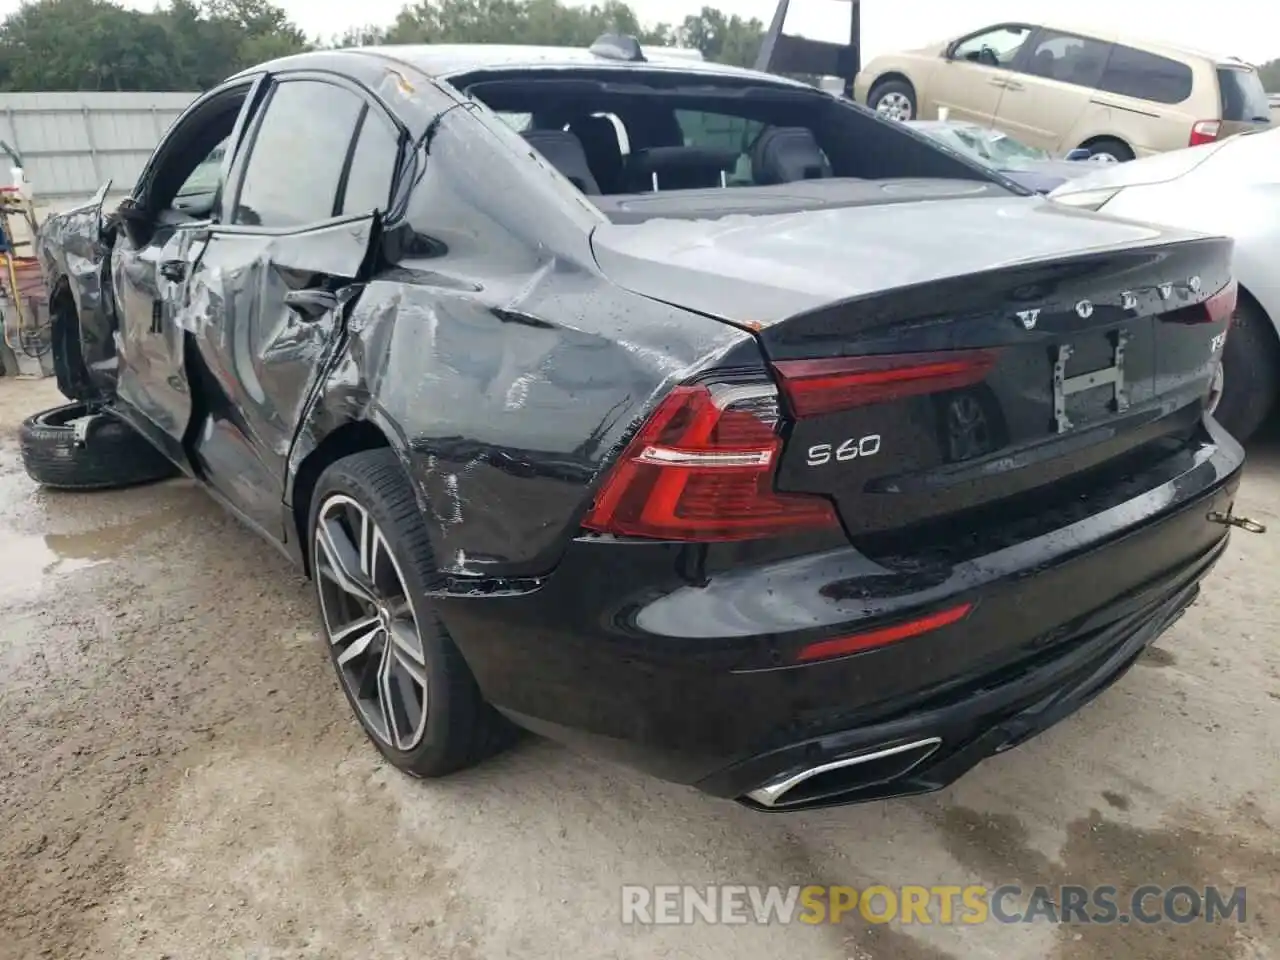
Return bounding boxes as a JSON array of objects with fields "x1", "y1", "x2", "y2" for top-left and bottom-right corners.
[
  {"x1": 0, "y1": 503, "x2": 190, "y2": 603},
  {"x1": 0, "y1": 532, "x2": 100, "y2": 603}
]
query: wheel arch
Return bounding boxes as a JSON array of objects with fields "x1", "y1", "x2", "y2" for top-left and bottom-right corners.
[
  {"x1": 1236, "y1": 282, "x2": 1280, "y2": 344},
  {"x1": 1077, "y1": 134, "x2": 1134, "y2": 159},
  {"x1": 47, "y1": 271, "x2": 99, "y2": 402},
  {"x1": 290, "y1": 418, "x2": 395, "y2": 577},
  {"x1": 867, "y1": 72, "x2": 916, "y2": 98}
]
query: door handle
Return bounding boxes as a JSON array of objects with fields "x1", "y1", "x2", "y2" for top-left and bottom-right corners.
[
  {"x1": 988, "y1": 78, "x2": 1008, "y2": 88},
  {"x1": 284, "y1": 288, "x2": 339, "y2": 320},
  {"x1": 159, "y1": 259, "x2": 186, "y2": 282}
]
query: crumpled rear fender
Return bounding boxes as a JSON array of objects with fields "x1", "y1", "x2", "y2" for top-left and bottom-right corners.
[{"x1": 288, "y1": 260, "x2": 756, "y2": 582}]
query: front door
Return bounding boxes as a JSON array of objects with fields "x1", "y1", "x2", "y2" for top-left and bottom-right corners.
[
  {"x1": 934, "y1": 24, "x2": 1035, "y2": 125},
  {"x1": 181, "y1": 74, "x2": 401, "y2": 539},
  {"x1": 108, "y1": 77, "x2": 266, "y2": 465}
]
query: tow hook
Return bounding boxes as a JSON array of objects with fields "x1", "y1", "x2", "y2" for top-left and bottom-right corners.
[{"x1": 1208, "y1": 508, "x2": 1267, "y2": 534}]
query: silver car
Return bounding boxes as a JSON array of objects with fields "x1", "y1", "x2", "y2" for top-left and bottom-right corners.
[{"x1": 1050, "y1": 128, "x2": 1280, "y2": 441}]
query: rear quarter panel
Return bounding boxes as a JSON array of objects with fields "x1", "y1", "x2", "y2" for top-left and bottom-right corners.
[
  {"x1": 1070, "y1": 58, "x2": 1217, "y2": 155},
  {"x1": 289, "y1": 106, "x2": 752, "y2": 582}
]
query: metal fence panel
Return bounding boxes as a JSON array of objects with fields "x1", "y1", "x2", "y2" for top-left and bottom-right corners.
[{"x1": 0, "y1": 91, "x2": 199, "y2": 203}]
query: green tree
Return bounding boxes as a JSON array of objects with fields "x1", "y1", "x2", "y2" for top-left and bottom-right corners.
[
  {"x1": 0, "y1": 0, "x2": 763, "y2": 90},
  {"x1": 0, "y1": 0, "x2": 181, "y2": 90},
  {"x1": 0, "y1": 0, "x2": 308, "y2": 91},
  {"x1": 676, "y1": 6, "x2": 765, "y2": 68}
]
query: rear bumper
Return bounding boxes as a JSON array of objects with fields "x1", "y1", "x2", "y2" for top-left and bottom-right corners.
[
  {"x1": 713, "y1": 535, "x2": 1220, "y2": 809},
  {"x1": 436, "y1": 425, "x2": 1243, "y2": 807}
]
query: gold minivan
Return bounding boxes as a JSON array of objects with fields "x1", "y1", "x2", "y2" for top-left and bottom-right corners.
[{"x1": 853, "y1": 22, "x2": 1272, "y2": 161}]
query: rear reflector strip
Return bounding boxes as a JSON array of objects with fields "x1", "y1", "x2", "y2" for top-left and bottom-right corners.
[
  {"x1": 1162, "y1": 279, "x2": 1237, "y2": 325},
  {"x1": 795, "y1": 602, "x2": 974, "y2": 663},
  {"x1": 773, "y1": 350, "x2": 1000, "y2": 417}
]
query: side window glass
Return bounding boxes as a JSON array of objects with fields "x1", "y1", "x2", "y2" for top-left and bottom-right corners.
[
  {"x1": 1098, "y1": 46, "x2": 1194, "y2": 104},
  {"x1": 233, "y1": 80, "x2": 363, "y2": 227},
  {"x1": 1020, "y1": 31, "x2": 1111, "y2": 88},
  {"x1": 953, "y1": 26, "x2": 1032, "y2": 68},
  {"x1": 341, "y1": 109, "x2": 400, "y2": 216},
  {"x1": 176, "y1": 138, "x2": 228, "y2": 198}
]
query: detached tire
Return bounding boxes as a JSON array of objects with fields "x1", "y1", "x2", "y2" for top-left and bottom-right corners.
[
  {"x1": 19, "y1": 402, "x2": 177, "y2": 490},
  {"x1": 1213, "y1": 298, "x2": 1280, "y2": 443}
]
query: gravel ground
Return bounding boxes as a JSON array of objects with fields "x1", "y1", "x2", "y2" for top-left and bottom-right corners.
[{"x1": 1, "y1": 375, "x2": 1277, "y2": 960}]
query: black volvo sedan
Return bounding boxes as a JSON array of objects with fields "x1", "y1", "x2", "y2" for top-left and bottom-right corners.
[{"x1": 26, "y1": 35, "x2": 1246, "y2": 810}]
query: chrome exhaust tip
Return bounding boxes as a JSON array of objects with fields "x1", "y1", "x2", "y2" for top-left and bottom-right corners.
[{"x1": 745, "y1": 737, "x2": 942, "y2": 809}]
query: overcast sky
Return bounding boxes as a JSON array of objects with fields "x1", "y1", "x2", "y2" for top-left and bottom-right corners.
[{"x1": 4, "y1": 0, "x2": 1278, "y2": 65}]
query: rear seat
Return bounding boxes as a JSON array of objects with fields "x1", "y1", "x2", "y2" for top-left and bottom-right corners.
[
  {"x1": 521, "y1": 130, "x2": 601, "y2": 194},
  {"x1": 751, "y1": 127, "x2": 832, "y2": 184}
]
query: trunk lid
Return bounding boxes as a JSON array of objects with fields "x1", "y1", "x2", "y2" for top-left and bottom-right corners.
[{"x1": 591, "y1": 196, "x2": 1234, "y2": 549}]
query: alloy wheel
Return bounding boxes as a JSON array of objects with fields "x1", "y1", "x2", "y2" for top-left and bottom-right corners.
[
  {"x1": 314, "y1": 493, "x2": 429, "y2": 751},
  {"x1": 875, "y1": 93, "x2": 913, "y2": 121}
]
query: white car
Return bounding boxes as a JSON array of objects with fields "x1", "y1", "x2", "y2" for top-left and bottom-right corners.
[{"x1": 1050, "y1": 128, "x2": 1280, "y2": 441}]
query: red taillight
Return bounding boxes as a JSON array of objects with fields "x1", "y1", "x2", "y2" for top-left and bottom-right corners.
[
  {"x1": 772, "y1": 350, "x2": 1000, "y2": 417},
  {"x1": 582, "y1": 382, "x2": 839, "y2": 541},
  {"x1": 1162, "y1": 280, "x2": 1238, "y2": 324},
  {"x1": 1190, "y1": 120, "x2": 1221, "y2": 147},
  {"x1": 1204, "y1": 280, "x2": 1238, "y2": 324},
  {"x1": 796, "y1": 603, "x2": 974, "y2": 663}
]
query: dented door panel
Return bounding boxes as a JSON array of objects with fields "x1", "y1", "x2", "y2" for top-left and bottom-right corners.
[
  {"x1": 111, "y1": 224, "x2": 209, "y2": 464},
  {"x1": 181, "y1": 215, "x2": 377, "y2": 539}
]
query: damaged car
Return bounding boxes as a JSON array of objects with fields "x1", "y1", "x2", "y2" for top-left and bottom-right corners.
[{"x1": 25, "y1": 36, "x2": 1250, "y2": 810}]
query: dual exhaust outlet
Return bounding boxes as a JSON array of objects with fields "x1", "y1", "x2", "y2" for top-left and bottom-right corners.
[{"x1": 745, "y1": 737, "x2": 942, "y2": 809}]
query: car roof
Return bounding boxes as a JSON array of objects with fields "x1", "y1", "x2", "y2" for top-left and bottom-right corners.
[{"x1": 268, "y1": 43, "x2": 808, "y2": 87}]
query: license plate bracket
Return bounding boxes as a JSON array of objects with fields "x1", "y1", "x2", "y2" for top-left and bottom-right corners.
[{"x1": 1052, "y1": 329, "x2": 1130, "y2": 434}]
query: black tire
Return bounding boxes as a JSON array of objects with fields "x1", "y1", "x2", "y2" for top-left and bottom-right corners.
[
  {"x1": 867, "y1": 78, "x2": 917, "y2": 121},
  {"x1": 1081, "y1": 137, "x2": 1134, "y2": 163},
  {"x1": 309, "y1": 449, "x2": 510, "y2": 778},
  {"x1": 19, "y1": 402, "x2": 178, "y2": 490},
  {"x1": 1213, "y1": 297, "x2": 1279, "y2": 443}
]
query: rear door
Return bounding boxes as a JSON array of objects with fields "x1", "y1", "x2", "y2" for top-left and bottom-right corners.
[
  {"x1": 1091, "y1": 45, "x2": 1198, "y2": 153},
  {"x1": 183, "y1": 74, "x2": 402, "y2": 539},
  {"x1": 933, "y1": 24, "x2": 1036, "y2": 125},
  {"x1": 994, "y1": 29, "x2": 1111, "y2": 151}
]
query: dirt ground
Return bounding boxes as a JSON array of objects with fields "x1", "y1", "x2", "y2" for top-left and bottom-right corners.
[{"x1": 0, "y1": 374, "x2": 1277, "y2": 960}]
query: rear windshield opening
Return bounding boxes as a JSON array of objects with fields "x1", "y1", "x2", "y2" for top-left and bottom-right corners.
[
  {"x1": 461, "y1": 70, "x2": 1018, "y2": 221},
  {"x1": 1217, "y1": 67, "x2": 1272, "y2": 122}
]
